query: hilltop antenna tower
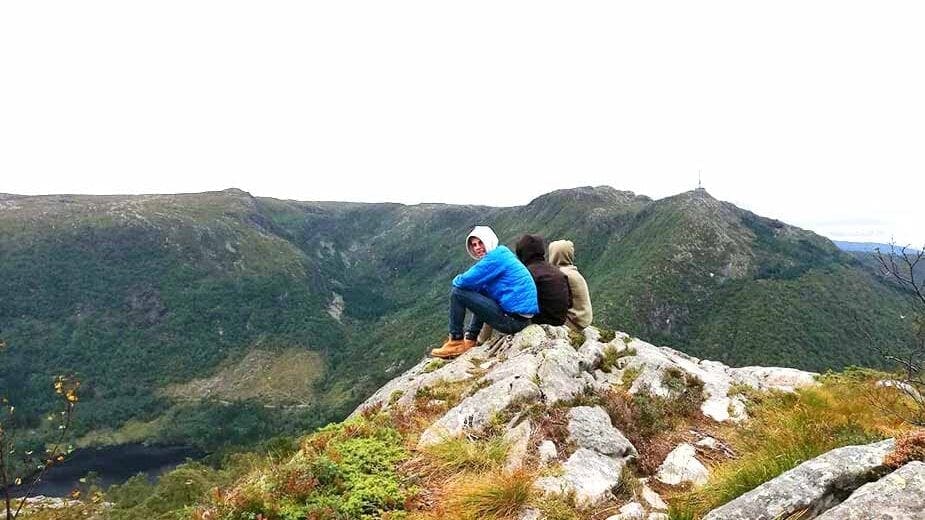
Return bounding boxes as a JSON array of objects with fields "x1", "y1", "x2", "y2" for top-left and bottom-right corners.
[{"x1": 697, "y1": 169, "x2": 703, "y2": 190}]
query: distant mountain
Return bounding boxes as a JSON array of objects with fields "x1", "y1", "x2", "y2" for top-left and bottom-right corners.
[
  {"x1": 0, "y1": 187, "x2": 915, "y2": 453},
  {"x1": 834, "y1": 240, "x2": 921, "y2": 253}
]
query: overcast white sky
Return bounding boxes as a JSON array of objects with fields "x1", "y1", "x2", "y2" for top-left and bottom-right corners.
[{"x1": 1, "y1": 1, "x2": 922, "y2": 246}]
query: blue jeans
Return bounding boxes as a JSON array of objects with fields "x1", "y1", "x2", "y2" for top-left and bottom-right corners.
[{"x1": 448, "y1": 287, "x2": 529, "y2": 339}]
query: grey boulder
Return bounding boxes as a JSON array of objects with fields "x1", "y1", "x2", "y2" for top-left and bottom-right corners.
[
  {"x1": 815, "y1": 461, "x2": 925, "y2": 519},
  {"x1": 704, "y1": 439, "x2": 896, "y2": 520},
  {"x1": 534, "y1": 448, "x2": 625, "y2": 507},
  {"x1": 568, "y1": 406, "x2": 637, "y2": 458}
]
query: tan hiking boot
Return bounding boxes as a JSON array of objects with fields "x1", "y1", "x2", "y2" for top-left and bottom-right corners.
[{"x1": 430, "y1": 337, "x2": 472, "y2": 358}]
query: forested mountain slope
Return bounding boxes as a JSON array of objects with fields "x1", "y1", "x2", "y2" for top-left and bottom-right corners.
[{"x1": 0, "y1": 187, "x2": 913, "y2": 451}]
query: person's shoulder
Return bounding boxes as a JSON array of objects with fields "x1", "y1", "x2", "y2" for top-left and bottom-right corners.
[{"x1": 489, "y1": 245, "x2": 515, "y2": 259}]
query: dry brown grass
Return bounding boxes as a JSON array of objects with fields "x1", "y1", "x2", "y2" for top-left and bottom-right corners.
[
  {"x1": 530, "y1": 406, "x2": 572, "y2": 461},
  {"x1": 884, "y1": 428, "x2": 925, "y2": 468},
  {"x1": 164, "y1": 348, "x2": 324, "y2": 405},
  {"x1": 442, "y1": 470, "x2": 534, "y2": 520},
  {"x1": 599, "y1": 388, "x2": 712, "y2": 475}
]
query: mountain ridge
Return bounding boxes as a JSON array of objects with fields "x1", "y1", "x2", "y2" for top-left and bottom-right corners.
[{"x1": 0, "y1": 186, "x2": 915, "y2": 455}]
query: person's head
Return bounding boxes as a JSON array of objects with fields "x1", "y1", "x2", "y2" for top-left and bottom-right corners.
[
  {"x1": 515, "y1": 234, "x2": 547, "y2": 265},
  {"x1": 548, "y1": 239, "x2": 575, "y2": 266},
  {"x1": 466, "y1": 226, "x2": 499, "y2": 260}
]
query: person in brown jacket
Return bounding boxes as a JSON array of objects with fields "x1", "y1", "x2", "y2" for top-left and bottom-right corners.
[
  {"x1": 515, "y1": 234, "x2": 571, "y2": 326},
  {"x1": 548, "y1": 239, "x2": 593, "y2": 330}
]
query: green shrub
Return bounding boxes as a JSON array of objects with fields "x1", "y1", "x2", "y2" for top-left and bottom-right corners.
[
  {"x1": 197, "y1": 415, "x2": 414, "y2": 520},
  {"x1": 662, "y1": 366, "x2": 704, "y2": 397}
]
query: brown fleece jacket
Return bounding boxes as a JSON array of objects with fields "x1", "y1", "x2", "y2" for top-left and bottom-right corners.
[{"x1": 548, "y1": 240, "x2": 593, "y2": 329}]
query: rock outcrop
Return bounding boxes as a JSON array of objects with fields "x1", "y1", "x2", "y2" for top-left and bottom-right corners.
[
  {"x1": 352, "y1": 324, "x2": 821, "y2": 511},
  {"x1": 348, "y1": 325, "x2": 925, "y2": 518},
  {"x1": 355, "y1": 325, "x2": 817, "y2": 428}
]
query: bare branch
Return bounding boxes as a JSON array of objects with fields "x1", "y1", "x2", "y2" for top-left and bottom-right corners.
[
  {"x1": 876, "y1": 243, "x2": 925, "y2": 305},
  {"x1": 12, "y1": 399, "x2": 76, "y2": 520}
]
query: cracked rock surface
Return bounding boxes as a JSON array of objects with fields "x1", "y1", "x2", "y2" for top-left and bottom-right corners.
[
  {"x1": 350, "y1": 325, "x2": 824, "y2": 511},
  {"x1": 703, "y1": 439, "x2": 896, "y2": 520}
]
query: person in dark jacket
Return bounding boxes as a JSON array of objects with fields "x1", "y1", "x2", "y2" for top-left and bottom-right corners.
[{"x1": 514, "y1": 234, "x2": 571, "y2": 326}]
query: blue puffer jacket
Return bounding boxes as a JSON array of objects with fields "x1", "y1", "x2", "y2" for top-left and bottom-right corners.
[{"x1": 452, "y1": 245, "x2": 539, "y2": 315}]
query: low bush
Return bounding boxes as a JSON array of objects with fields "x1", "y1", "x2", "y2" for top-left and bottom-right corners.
[{"x1": 194, "y1": 414, "x2": 414, "y2": 520}]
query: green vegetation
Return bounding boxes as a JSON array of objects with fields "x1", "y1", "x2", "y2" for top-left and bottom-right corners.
[
  {"x1": 567, "y1": 329, "x2": 585, "y2": 348},
  {"x1": 106, "y1": 461, "x2": 240, "y2": 519},
  {"x1": 195, "y1": 414, "x2": 414, "y2": 520},
  {"x1": 422, "y1": 359, "x2": 446, "y2": 374},
  {"x1": 599, "y1": 346, "x2": 635, "y2": 373},
  {"x1": 600, "y1": 378, "x2": 705, "y2": 473},
  {"x1": 687, "y1": 265, "x2": 912, "y2": 371},
  {"x1": 533, "y1": 496, "x2": 580, "y2": 520},
  {"x1": 662, "y1": 366, "x2": 702, "y2": 395},
  {"x1": 21, "y1": 368, "x2": 922, "y2": 520},
  {"x1": 621, "y1": 367, "x2": 641, "y2": 387},
  {"x1": 388, "y1": 391, "x2": 404, "y2": 406},
  {"x1": 0, "y1": 191, "x2": 344, "y2": 453}
]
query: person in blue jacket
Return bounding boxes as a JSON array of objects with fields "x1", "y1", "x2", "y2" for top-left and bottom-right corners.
[{"x1": 431, "y1": 226, "x2": 539, "y2": 358}]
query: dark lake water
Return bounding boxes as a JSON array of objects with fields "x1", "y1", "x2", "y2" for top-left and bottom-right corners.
[{"x1": 7, "y1": 444, "x2": 204, "y2": 497}]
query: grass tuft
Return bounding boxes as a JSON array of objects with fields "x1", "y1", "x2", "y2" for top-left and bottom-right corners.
[
  {"x1": 600, "y1": 346, "x2": 636, "y2": 373},
  {"x1": 622, "y1": 367, "x2": 641, "y2": 386},
  {"x1": 568, "y1": 329, "x2": 586, "y2": 348},
  {"x1": 445, "y1": 471, "x2": 533, "y2": 520},
  {"x1": 425, "y1": 436, "x2": 509, "y2": 473}
]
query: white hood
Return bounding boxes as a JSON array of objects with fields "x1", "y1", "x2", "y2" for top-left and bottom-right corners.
[{"x1": 466, "y1": 226, "x2": 499, "y2": 259}]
